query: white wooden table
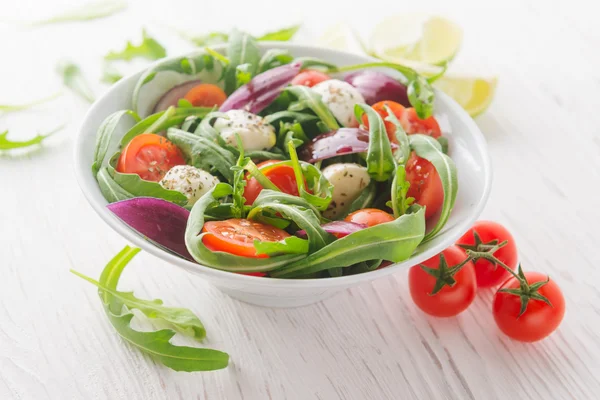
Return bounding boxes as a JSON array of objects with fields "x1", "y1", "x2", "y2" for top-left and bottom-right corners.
[{"x1": 2, "y1": 0, "x2": 600, "y2": 398}]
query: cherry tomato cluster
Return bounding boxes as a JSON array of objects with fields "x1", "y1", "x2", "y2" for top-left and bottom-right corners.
[{"x1": 408, "y1": 220, "x2": 565, "y2": 342}]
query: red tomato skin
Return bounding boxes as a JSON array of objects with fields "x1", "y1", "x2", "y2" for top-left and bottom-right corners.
[
  {"x1": 493, "y1": 272, "x2": 565, "y2": 342},
  {"x1": 405, "y1": 152, "x2": 443, "y2": 219},
  {"x1": 243, "y1": 161, "x2": 304, "y2": 205},
  {"x1": 409, "y1": 246, "x2": 476, "y2": 317},
  {"x1": 291, "y1": 70, "x2": 331, "y2": 87},
  {"x1": 238, "y1": 272, "x2": 267, "y2": 277},
  {"x1": 456, "y1": 221, "x2": 518, "y2": 288},
  {"x1": 344, "y1": 208, "x2": 395, "y2": 227}
]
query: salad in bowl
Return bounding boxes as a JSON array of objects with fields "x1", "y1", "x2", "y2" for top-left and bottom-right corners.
[{"x1": 77, "y1": 31, "x2": 490, "y2": 306}]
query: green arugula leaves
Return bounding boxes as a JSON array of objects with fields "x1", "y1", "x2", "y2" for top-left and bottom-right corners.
[
  {"x1": 224, "y1": 29, "x2": 261, "y2": 94},
  {"x1": 56, "y1": 61, "x2": 95, "y2": 103},
  {"x1": 354, "y1": 104, "x2": 396, "y2": 182},
  {"x1": 71, "y1": 246, "x2": 229, "y2": 372},
  {"x1": 0, "y1": 126, "x2": 63, "y2": 151},
  {"x1": 28, "y1": 0, "x2": 127, "y2": 26},
  {"x1": 105, "y1": 29, "x2": 167, "y2": 61},
  {"x1": 180, "y1": 25, "x2": 300, "y2": 47}
]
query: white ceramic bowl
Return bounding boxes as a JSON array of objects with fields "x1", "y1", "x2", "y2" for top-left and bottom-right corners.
[{"x1": 74, "y1": 43, "x2": 492, "y2": 308}]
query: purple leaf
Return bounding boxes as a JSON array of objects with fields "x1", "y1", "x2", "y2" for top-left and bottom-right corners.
[{"x1": 107, "y1": 197, "x2": 193, "y2": 261}]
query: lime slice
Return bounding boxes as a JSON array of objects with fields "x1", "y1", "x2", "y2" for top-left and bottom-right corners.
[
  {"x1": 318, "y1": 22, "x2": 367, "y2": 54},
  {"x1": 370, "y1": 14, "x2": 462, "y2": 66},
  {"x1": 434, "y1": 76, "x2": 497, "y2": 117}
]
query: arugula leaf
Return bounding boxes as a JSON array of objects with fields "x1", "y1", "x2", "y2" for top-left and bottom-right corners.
[
  {"x1": 409, "y1": 134, "x2": 458, "y2": 241},
  {"x1": 235, "y1": 63, "x2": 253, "y2": 87},
  {"x1": 97, "y1": 167, "x2": 133, "y2": 203},
  {"x1": 254, "y1": 236, "x2": 309, "y2": 256},
  {"x1": 0, "y1": 125, "x2": 63, "y2": 151},
  {"x1": 286, "y1": 143, "x2": 334, "y2": 211},
  {"x1": 105, "y1": 29, "x2": 166, "y2": 61},
  {"x1": 167, "y1": 128, "x2": 236, "y2": 181},
  {"x1": 0, "y1": 92, "x2": 61, "y2": 113},
  {"x1": 92, "y1": 110, "x2": 140, "y2": 176},
  {"x1": 383, "y1": 104, "x2": 410, "y2": 164},
  {"x1": 56, "y1": 61, "x2": 95, "y2": 103},
  {"x1": 28, "y1": 0, "x2": 126, "y2": 26},
  {"x1": 258, "y1": 49, "x2": 294, "y2": 73},
  {"x1": 107, "y1": 165, "x2": 188, "y2": 205},
  {"x1": 264, "y1": 111, "x2": 318, "y2": 126},
  {"x1": 271, "y1": 208, "x2": 426, "y2": 278},
  {"x1": 185, "y1": 184, "x2": 306, "y2": 272},
  {"x1": 230, "y1": 136, "x2": 247, "y2": 219},
  {"x1": 387, "y1": 165, "x2": 414, "y2": 218},
  {"x1": 101, "y1": 63, "x2": 123, "y2": 84},
  {"x1": 71, "y1": 246, "x2": 229, "y2": 371},
  {"x1": 224, "y1": 29, "x2": 260, "y2": 94},
  {"x1": 354, "y1": 104, "x2": 396, "y2": 182},
  {"x1": 258, "y1": 25, "x2": 301, "y2": 41},
  {"x1": 331, "y1": 62, "x2": 435, "y2": 119},
  {"x1": 285, "y1": 86, "x2": 340, "y2": 130}
]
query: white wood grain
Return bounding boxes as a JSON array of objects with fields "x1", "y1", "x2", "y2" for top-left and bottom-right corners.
[{"x1": 2, "y1": 0, "x2": 600, "y2": 398}]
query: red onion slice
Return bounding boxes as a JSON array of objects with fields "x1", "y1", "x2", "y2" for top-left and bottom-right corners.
[
  {"x1": 296, "y1": 221, "x2": 368, "y2": 238},
  {"x1": 107, "y1": 197, "x2": 193, "y2": 261},
  {"x1": 298, "y1": 128, "x2": 397, "y2": 163},
  {"x1": 153, "y1": 80, "x2": 202, "y2": 113},
  {"x1": 219, "y1": 62, "x2": 301, "y2": 114},
  {"x1": 344, "y1": 71, "x2": 409, "y2": 107}
]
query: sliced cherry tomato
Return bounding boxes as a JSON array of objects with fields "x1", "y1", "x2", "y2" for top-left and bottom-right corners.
[
  {"x1": 183, "y1": 83, "x2": 227, "y2": 107},
  {"x1": 202, "y1": 219, "x2": 290, "y2": 258},
  {"x1": 291, "y1": 70, "x2": 331, "y2": 87},
  {"x1": 363, "y1": 101, "x2": 442, "y2": 142},
  {"x1": 456, "y1": 221, "x2": 518, "y2": 288},
  {"x1": 493, "y1": 271, "x2": 565, "y2": 342},
  {"x1": 344, "y1": 208, "x2": 394, "y2": 227},
  {"x1": 243, "y1": 160, "x2": 306, "y2": 205},
  {"x1": 409, "y1": 246, "x2": 476, "y2": 317},
  {"x1": 405, "y1": 152, "x2": 443, "y2": 219},
  {"x1": 116, "y1": 133, "x2": 185, "y2": 182}
]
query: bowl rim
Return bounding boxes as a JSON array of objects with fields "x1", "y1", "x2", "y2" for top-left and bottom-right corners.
[{"x1": 74, "y1": 42, "x2": 492, "y2": 289}]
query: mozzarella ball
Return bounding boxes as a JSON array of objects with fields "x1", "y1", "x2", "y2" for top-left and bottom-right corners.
[
  {"x1": 322, "y1": 163, "x2": 371, "y2": 219},
  {"x1": 213, "y1": 110, "x2": 276, "y2": 151},
  {"x1": 159, "y1": 165, "x2": 219, "y2": 206},
  {"x1": 311, "y1": 79, "x2": 366, "y2": 127}
]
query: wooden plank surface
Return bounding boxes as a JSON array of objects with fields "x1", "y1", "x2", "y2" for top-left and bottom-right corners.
[{"x1": 1, "y1": 0, "x2": 599, "y2": 398}]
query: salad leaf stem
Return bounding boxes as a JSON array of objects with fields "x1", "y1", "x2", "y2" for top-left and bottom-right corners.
[
  {"x1": 0, "y1": 125, "x2": 64, "y2": 151},
  {"x1": 0, "y1": 92, "x2": 62, "y2": 113}
]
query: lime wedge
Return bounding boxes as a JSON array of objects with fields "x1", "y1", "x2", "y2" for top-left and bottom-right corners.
[
  {"x1": 370, "y1": 14, "x2": 462, "y2": 66},
  {"x1": 434, "y1": 76, "x2": 497, "y2": 117},
  {"x1": 318, "y1": 22, "x2": 367, "y2": 54}
]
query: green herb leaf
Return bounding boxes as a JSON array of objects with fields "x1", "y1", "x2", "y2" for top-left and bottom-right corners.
[
  {"x1": 383, "y1": 104, "x2": 410, "y2": 164},
  {"x1": 92, "y1": 110, "x2": 140, "y2": 176},
  {"x1": 230, "y1": 136, "x2": 247, "y2": 218},
  {"x1": 254, "y1": 236, "x2": 309, "y2": 256},
  {"x1": 105, "y1": 29, "x2": 166, "y2": 61},
  {"x1": 0, "y1": 125, "x2": 63, "y2": 151},
  {"x1": 235, "y1": 63, "x2": 253, "y2": 87},
  {"x1": 387, "y1": 165, "x2": 414, "y2": 218},
  {"x1": 28, "y1": 0, "x2": 126, "y2": 26},
  {"x1": 271, "y1": 208, "x2": 426, "y2": 278},
  {"x1": 0, "y1": 92, "x2": 61, "y2": 113},
  {"x1": 285, "y1": 86, "x2": 340, "y2": 130},
  {"x1": 224, "y1": 29, "x2": 260, "y2": 94},
  {"x1": 167, "y1": 128, "x2": 236, "y2": 181},
  {"x1": 97, "y1": 167, "x2": 133, "y2": 202},
  {"x1": 71, "y1": 246, "x2": 229, "y2": 371},
  {"x1": 56, "y1": 61, "x2": 95, "y2": 103},
  {"x1": 185, "y1": 184, "x2": 306, "y2": 272},
  {"x1": 264, "y1": 111, "x2": 318, "y2": 126},
  {"x1": 257, "y1": 25, "x2": 301, "y2": 41},
  {"x1": 354, "y1": 104, "x2": 396, "y2": 182},
  {"x1": 106, "y1": 165, "x2": 188, "y2": 205},
  {"x1": 409, "y1": 134, "x2": 458, "y2": 241},
  {"x1": 258, "y1": 49, "x2": 294, "y2": 73},
  {"x1": 101, "y1": 63, "x2": 124, "y2": 84}
]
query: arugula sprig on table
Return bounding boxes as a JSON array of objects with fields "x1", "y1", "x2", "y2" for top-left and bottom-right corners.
[
  {"x1": 0, "y1": 126, "x2": 64, "y2": 151},
  {"x1": 27, "y1": 0, "x2": 127, "y2": 26},
  {"x1": 71, "y1": 246, "x2": 229, "y2": 371},
  {"x1": 56, "y1": 61, "x2": 96, "y2": 103}
]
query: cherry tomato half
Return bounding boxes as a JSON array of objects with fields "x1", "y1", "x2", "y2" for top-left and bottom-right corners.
[
  {"x1": 493, "y1": 272, "x2": 565, "y2": 342},
  {"x1": 243, "y1": 160, "x2": 306, "y2": 205},
  {"x1": 456, "y1": 221, "x2": 518, "y2": 288},
  {"x1": 345, "y1": 208, "x2": 395, "y2": 227},
  {"x1": 405, "y1": 152, "x2": 443, "y2": 219},
  {"x1": 363, "y1": 101, "x2": 442, "y2": 143},
  {"x1": 409, "y1": 246, "x2": 477, "y2": 317},
  {"x1": 202, "y1": 218, "x2": 290, "y2": 258},
  {"x1": 291, "y1": 70, "x2": 331, "y2": 87},
  {"x1": 184, "y1": 84, "x2": 227, "y2": 107},
  {"x1": 116, "y1": 133, "x2": 186, "y2": 182}
]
